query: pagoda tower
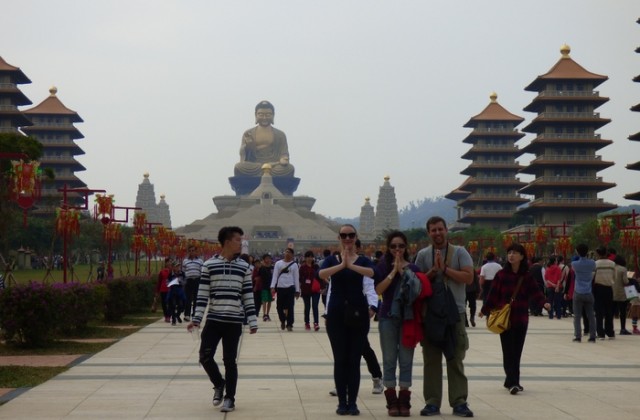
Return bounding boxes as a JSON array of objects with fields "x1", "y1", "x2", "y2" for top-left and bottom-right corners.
[
  {"x1": 374, "y1": 176, "x2": 400, "y2": 238},
  {"x1": 626, "y1": 18, "x2": 640, "y2": 202},
  {"x1": 22, "y1": 87, "x2": 87, "y2": 214},
  {"x1": 516, "y1": 45, "x2": 616, "y2": 225},
  {"x1": 358, "y1": 197, "x2": 375, "y2": 240},
  {"x1": 0, "y1": 56, "x2": 32, "y2": 133},
  {"x1": 135, "y1": 173, "x2": 160, "y2": 224},
  {"x1": 446, "y1": 93, "x2": 528, "y2": 231},
  {"x1": 157, "y1": 194, "x2": 172, "y2": 228}
]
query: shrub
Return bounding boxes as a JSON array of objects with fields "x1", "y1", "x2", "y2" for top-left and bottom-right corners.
[
  {"x1": 53, "y1": 282, "x2": 107, "y2": 334},
  {"x1": 0, "y1": 282, "x2": 60, "y2": 346}
]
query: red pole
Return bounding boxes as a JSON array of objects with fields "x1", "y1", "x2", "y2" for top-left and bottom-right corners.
[{"x1": 63, "y1": 229, "x2": 68, "y2": 283}]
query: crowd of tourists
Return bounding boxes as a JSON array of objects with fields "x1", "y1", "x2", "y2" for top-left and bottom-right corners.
[{"x1": 154, "y1": 220, "x2": 639, "y2": 417}]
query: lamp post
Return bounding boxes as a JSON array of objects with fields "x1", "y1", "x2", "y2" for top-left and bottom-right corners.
[{"x1": 57, "y1": 185, "x2": 106, "y2": 283}]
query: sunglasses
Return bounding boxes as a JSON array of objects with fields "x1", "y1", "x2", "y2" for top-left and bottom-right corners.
[
  {"x1": 389, "y1": 243, "x2": 406, "y2": 250},
  {"x1": 339, "y1": 232, "x2": 357, "y2": 239}
]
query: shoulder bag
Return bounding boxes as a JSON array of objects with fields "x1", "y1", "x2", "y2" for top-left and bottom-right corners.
[{"x1": 487, "y1": 276, "x2": 523, "y2": 334}]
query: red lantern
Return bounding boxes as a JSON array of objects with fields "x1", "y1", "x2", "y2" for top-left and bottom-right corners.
[
  {"x1": 555, "y1": 237, "x2": 572, "y2": 256},
  {"x1": 55, "y1": 208, "x2": 81, "y2": 236},
  {"x1": 502, "y1": 234, "x2": 514, "y2": 250},
  {"x1": 94, "y1": 194, "x2": 114, "y2": 224},
  {"x1": 133, "y1": 212, "x2": 147, "y2": 234},
  {"x1": 9, "y1": 159, "x2": 42, "y2": 226},
  {"x1": 597, "y1": 219, "x2": 613, "y2": 245},
  {"x1": 468, "y1": 241, "x2": 478, "y2": 255},
  {"x1": 103, "y1": 223, "x2": 122, "y2": 242},
  {"x1": 523, "y1": 242, "x2": 535, "y2": 259},
  {"x1": 534, "y1": 227, "x2": 548, "y2": 245}
]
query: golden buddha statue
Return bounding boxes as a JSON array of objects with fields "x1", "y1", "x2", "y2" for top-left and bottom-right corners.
[{"x1": 234, "y1": 101, "x2": 295, "y2": 178}]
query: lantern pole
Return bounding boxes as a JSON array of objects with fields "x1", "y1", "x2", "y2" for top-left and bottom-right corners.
[
  {"x1": 57, "y1": 184, "x2": 106, "y2": 283},
  {"x1": 145, "y1": 222, "x2": 163, "y2": 276},
  {"x1": 111, "y1": 205, "x2": 141, "y2": 277}
]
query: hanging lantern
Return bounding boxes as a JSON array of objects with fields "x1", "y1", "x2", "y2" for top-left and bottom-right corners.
[
  {"x1": 103, "y1": 223, "x2": 122, "y2": 242},
  {"x1": 133, "y1": 212, "x2": 147, "y2": 234},
  {"x1": 94, "y1": 194, "x2": 114, "y2": 224},
  {"x1": 523, "y1": 242, "x2": 536, "y2": 259},
  {"x1": 534, "y1": 227, "x2": 548, "y2": 245},
  {"x1": 597, "y1": 218, "x2": 613, "y2": 245},
  {"x1": 131, "y1": 234, "x2": 146, "y2": 252},
  {"x1": 55, "y1": 208, "x2": 81, "y2": 236},
  {"x1": 468, "y1": 241, "x2": 478, "y2": 255},
  {"x1": 555, "y1": 237, "x2": 572, "y2": 256},
  {"x1": 502, "y1": 234, "x2": 515, "y2": 250},
  {"x1": 8, "y1": 159, "x2": 42, "y2": 226}
]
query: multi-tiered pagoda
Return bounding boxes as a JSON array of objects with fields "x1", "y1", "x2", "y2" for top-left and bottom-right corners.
[
  {"x1": 626, "y1": 18, "x2": 640, "y2": 202},
  {"x1": 446, "y1": 93, "x2": 528, "y2": 231},
  {"x1": 358, "y1": 197, "x2": 375, "y2": 240},
  {"x1": 22, "y1": 87, "x2": 88, "y2": 213},
  {"x1": 0, "y1": 56, "x2": 32, "y2": 133},
  {"x1": 516, "y1": 45, "x2": 616, "y2": 225},
  {"x1": 373, "y1": 176, "x2": 400, "y2": 238}
]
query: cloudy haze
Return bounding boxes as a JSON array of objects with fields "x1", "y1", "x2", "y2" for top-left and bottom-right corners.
[{"x1": 2, "y1": 1, "x2": 639, "y2": 227}]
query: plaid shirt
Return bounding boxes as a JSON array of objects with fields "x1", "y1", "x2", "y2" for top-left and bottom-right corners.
[{"x1": 481, "y1": 269, "x2": 546, "y2": 328}]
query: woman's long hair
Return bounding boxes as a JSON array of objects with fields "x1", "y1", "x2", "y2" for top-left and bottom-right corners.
[
  {"x1": 384, "y1": 230, "x2": 410, "y2": 269},
  {"x1": 504, "y1": 243, "x2": 529, "y2": 275}
]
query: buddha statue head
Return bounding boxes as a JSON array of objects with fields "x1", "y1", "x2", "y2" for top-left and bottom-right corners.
[{"x1": 255, "y1": 100, "x2": 275, "y2": 126}]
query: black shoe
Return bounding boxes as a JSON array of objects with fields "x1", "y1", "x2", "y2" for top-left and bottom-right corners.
[
  {"x1": 620, "y1": 329, "x2": 632, "y2": 335},
  {"x1": 588, "y1": 337, "x2": 596, "y2": 343},
  {"x1": 509, "y1": 386, "x2": 519, "y2": 395},
  {"x1": 420, "y1": 404, "x2": 440, "y2": 416},
  {"x1": 470, "y1": 318, "x2": 476, "y2": 327},
  {"x1": 516, "y1": 385, "x2": 524, "y2": 392},
  {"x1": 572, "y1": 337, "x2": 581, "y2": 342},
  {"x1": 347, "y1": 403, "x2": 360, "y2": 415},
  {"x1": 280, "y1": 321, "x2": 285, "y2": 330},
  {"x1": 336, "y1": 403, "x2": 348, "y2": 415},
  {"x1": 286, "y1": 325, "x2": 293, "y2": 332},
  {"x1": 212, "y1": 384, "x2": 224, "y2": 406},
  {"x1": 220, "y1": 398, "x2": 235, "y2": 412},
  {"x1": 176, "y1": 317, "x2": 182, "y2": 324},
  {"x1": 453, "y1": 403, "x2": 474, "y2": 417}
]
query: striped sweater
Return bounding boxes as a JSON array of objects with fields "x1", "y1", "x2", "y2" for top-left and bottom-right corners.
[{"x1": 192, "y1": 255, "x2": 258, "y2": 329}]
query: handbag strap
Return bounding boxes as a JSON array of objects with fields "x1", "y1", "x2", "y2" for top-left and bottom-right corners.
[{"x1": 510, "y1": 276, "x2": 524, "y2": 303}]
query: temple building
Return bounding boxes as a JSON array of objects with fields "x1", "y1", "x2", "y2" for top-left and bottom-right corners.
[
  {"x1": 0, "y1": 56, "x2": 32, "y2": 134},
  {"x1": 626, "y1": 17, "x2": 640, "y2": 202},
  {"x1": 446, "y1": 93, "x2": 528, "y2": 231},
  {"x1": 177, "y1": 165, "x2": 338, "y2": 253},
  {"x1": 22, "y1": 87, "x2": 87, "y2": 213},
  {"x1": 134, "y1": 173, "x2": 172, "y2": 228},
  {"x1": 373, "y1": 176, "x2": 400, "y2": 238},
  {"x1": 358, "y1": 197, "x2": 375, "y2": 240},
  {"x1": 516, "y1": 45, "x2": 616, "y2": 225}
]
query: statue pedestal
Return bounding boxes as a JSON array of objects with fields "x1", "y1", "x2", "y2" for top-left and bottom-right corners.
[{"x1": 229, "y1": 176, "x2": 300, "y2": 196}]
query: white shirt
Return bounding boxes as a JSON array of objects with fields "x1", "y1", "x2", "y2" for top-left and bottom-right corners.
[
  {"x1": 480, "y1": 261, "x2": 502, "y2": 281},
  {"x1": 271, "y1": 259, "x2": 301, "y2": 292}
]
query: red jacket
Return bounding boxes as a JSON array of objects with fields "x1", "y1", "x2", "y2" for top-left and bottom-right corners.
[
  {"x1": 156, "y1": 268, "x2": 171, "y2": 293},
  {"x1": 402, "y1": 272, "x2": 433, "y2": 348}
]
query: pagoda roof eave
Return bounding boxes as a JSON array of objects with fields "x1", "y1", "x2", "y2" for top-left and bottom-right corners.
[
  {"x1": 522, "y1": 118, "x2": 611, "y2": 133},
  {"x1": 629, "y1": 132, "x2": 640, "y2": 141},
  {"x1": 627, "y1": 161, "x2": 640, "y2": 171},
  {"x1": 0, "y1": 56, "x2": 31, "y2": 84},
  {"x1": 518, "y1": 138, "x2": 613, "y2": 154},
  {"x1": 624, "y1": 191, "x2": 640, "y2": 201},
  {"x1": 462, "y1": 131, "x2": 525, "y2": 144},
  {"x1": 523, "y1": 96, "x2": 609, "y2": 113},
  {"x1": 631, "y1": 104, "x2": 640, "y2": 112},
  {"x1": 21, "y1": 126, "x2": 85, "y2": 138},
  {"x1": 23, "y1": 95, "x2": 82, "y2": 120},
  {"x1": 463, "y1": 102, "x2": 524, "y2": 127},
  {"x1": 524, "y1": 56, "x2": 608, "y2": 92}
]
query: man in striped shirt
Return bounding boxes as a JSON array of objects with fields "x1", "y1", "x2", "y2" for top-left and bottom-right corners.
[
  {"x1": 187, "y1": 226, "x2": 258, "y2": 413},
  {"x1": 182, "y1": 245, "x2": 204, "y2": 322}
]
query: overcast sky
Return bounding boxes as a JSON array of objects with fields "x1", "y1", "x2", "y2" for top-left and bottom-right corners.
[{"x1": 3, "y1": 1, "x2": 639, "y2": 228}]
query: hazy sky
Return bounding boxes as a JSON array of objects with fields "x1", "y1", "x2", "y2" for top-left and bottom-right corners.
[{"x1": 3, "y1": 1, "x2": 639, "y2": 228}]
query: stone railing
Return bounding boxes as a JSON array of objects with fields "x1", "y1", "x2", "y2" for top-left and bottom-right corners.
[
  {"x1": 537, "y1": 90, "x2": 599, "y2": 98},
  {"x1": 538, "y1": 112, "x2": 601, "y2": 119},
  {"x1": 530, "y1": 176, "x2": 603, "y2": 183},
  {"x1": 532, "y1": 154, "x2": 602, "y2": 162},
  {"x1": 536, "y1": 133, "x2": 601, "y2": 140}
]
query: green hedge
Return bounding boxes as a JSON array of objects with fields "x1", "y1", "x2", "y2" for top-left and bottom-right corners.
[{"x1": 0, "y1": 276, "x2": 155, "y2": 347}]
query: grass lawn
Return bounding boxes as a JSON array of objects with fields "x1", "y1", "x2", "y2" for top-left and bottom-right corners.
[
  {"x1": 0, "y1": 313, "x2": 161, "y2": 391},
  {"x1": 5, "y1": 262, "x2": 160, "y2": 285}
]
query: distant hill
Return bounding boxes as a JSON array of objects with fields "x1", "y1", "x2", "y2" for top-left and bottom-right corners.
[{"x1": 330, "y1": 196, "x2": 457, "y2": 230}]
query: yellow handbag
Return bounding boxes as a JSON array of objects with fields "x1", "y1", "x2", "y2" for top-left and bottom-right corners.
[{"x1": 487, "y1": 276, "x2": 523, "y2": 334}]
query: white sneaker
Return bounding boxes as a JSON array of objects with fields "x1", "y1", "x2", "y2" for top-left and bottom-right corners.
[
  {"x1": 220, "y1": 398, "x2": 235, "y2": 412},
  {"x1": 184, "y1": 316, "x2": 190, "y2": 322},
  {"x1": 372, "y1": 377, "x2": 384, "y2": 394},
  {"x1": 329, "y1": 388, "x2": 337, "y2": 396}
]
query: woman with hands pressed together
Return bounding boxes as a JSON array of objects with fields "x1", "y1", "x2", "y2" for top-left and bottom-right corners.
[
  {"x1": 375, "y1": 231, "x2": 429, "y2": 417},
  {"x1": 479, "y1": 243, "x2": 550, "y2": 396},
  {"x1": 319, "y1": 224, "x2": 376, "y2": 416}
]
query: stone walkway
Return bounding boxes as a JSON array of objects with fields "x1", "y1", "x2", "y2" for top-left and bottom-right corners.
[{"x1": 0, "y1": 305, "x2": 638, "y2": 419}]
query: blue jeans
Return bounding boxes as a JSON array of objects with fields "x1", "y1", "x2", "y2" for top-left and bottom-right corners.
[{"x1": 379, "y1": 317, "x2": 415, "y2": 388}]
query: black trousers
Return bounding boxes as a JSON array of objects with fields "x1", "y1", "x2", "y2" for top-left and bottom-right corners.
[
  {"x1": 199, "y1": 320, "x2": 242, "y2": 402},
  {"x1": 184, "y1": 277, "x2": 199, "y2": 317},
  {"x1": 500, "y1": 323, "x2": 528, "y2": 388},
  {"x1": 362, "y1": 337, "x2": 382, "y2": 379},
  {"x1": 276, "y1": 286, "x2": 296, "y2": 327},
  {"x1": 593, "y1": 284, "x2": 615, "y2": 337},
  {"x1": 326, "y1": 313, "x2": 370, "y2": 406},
  {"x1": 615, "y1": 300, "x2": 629, "y2": 331}
]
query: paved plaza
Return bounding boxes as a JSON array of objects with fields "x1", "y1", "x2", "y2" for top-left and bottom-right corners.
[{"x1": 0, "y1": 303, "x2": 638, "y2": 419}]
